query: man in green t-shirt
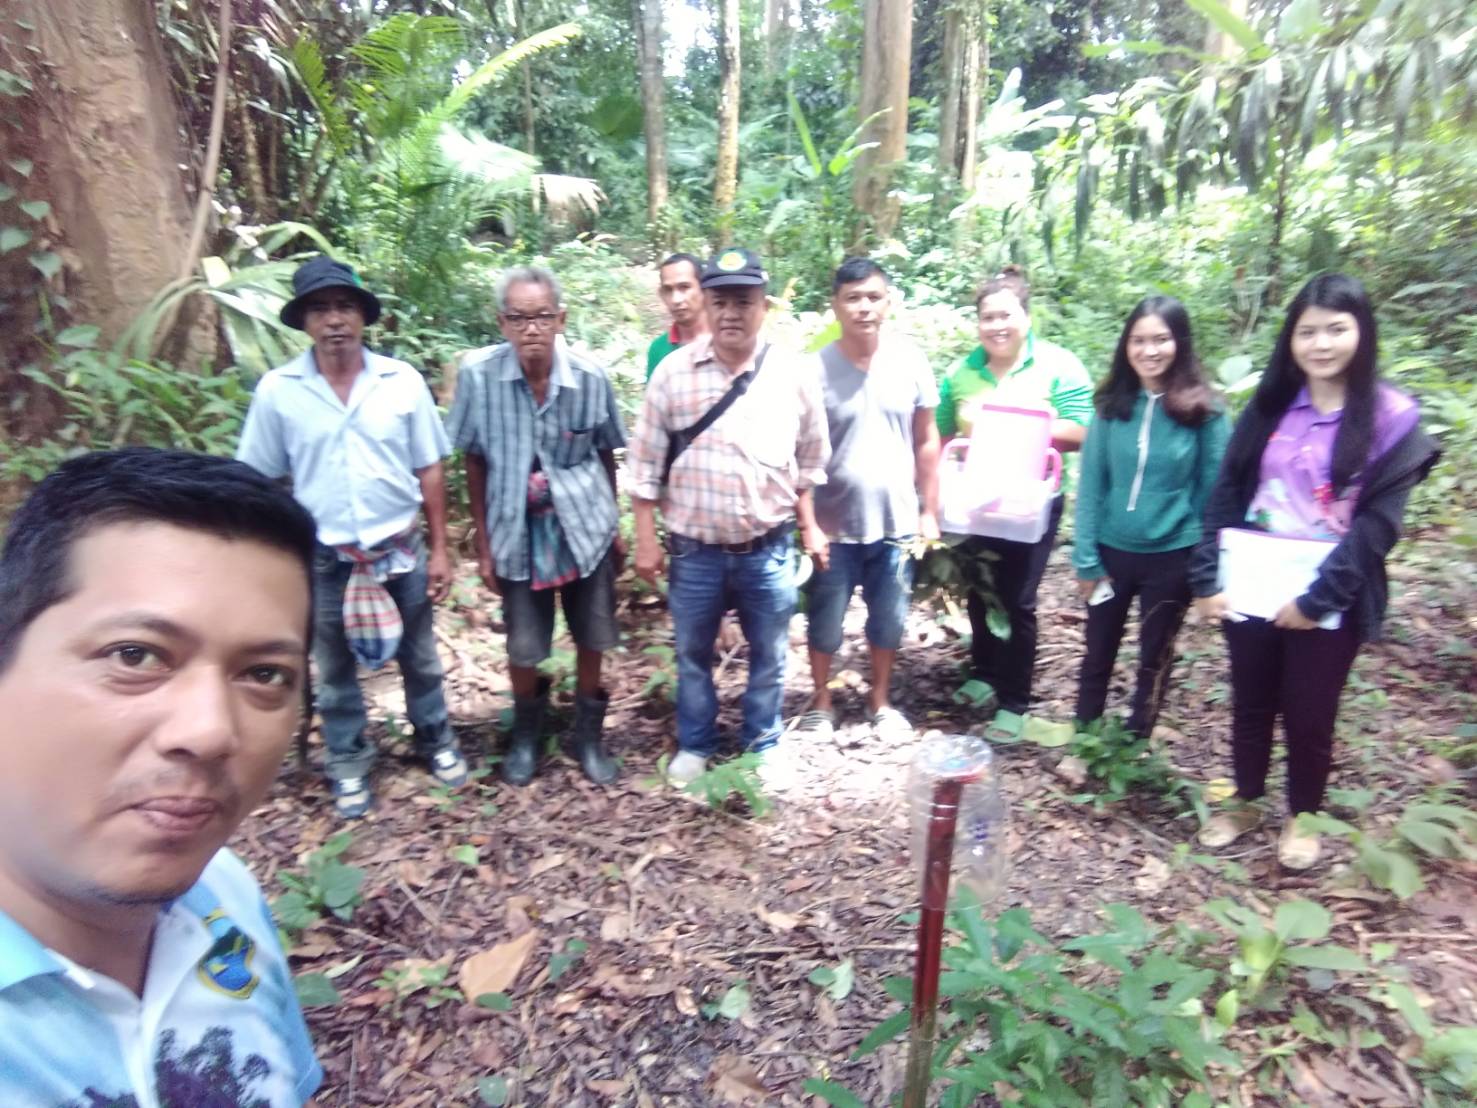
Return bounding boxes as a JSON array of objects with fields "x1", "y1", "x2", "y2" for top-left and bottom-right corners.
[
  {"x1": 936, "y1": 267, "x2": 1092, "y2": 742},
  {"x1": 645, "y1": 253, "x2": 709, "y2": 381}
]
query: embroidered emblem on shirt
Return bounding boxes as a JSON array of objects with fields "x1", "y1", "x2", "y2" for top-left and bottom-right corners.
[{"x1": 196, "y1": 910, "x2": 260, "y2": 999}]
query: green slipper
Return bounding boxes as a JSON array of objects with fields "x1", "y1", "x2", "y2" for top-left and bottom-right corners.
[
  {"x1": 983, "y1": 709, "x2": 1025, "y2": 743},
  {"x1": 1023, "y1": 716, "x2": 1076, "y2": 748}
]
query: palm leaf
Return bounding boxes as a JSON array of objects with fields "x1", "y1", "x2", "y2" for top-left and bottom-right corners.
[{"x1": 288, "y1": 37, "x2": 353, "y2": 155}]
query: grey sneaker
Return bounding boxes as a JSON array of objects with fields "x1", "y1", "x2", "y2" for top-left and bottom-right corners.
[
  {"x1": 665, "y1": 750, "x2": 709, "y2": 788},
  {"x1": 429, "y1": 748, "x2": 468, "y2": 788},
  {"x1": 332, "y1": 777, "x2": 372, "y2": 820}
]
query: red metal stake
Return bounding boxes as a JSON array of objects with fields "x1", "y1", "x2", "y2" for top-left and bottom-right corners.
[{"x1": 902, "y1": 775, "x2": 965, "y2": 1108}]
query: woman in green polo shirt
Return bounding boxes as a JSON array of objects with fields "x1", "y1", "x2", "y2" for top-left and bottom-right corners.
[{"x1": 937, "y1": 265, "x2": 1093, "y2": 740}]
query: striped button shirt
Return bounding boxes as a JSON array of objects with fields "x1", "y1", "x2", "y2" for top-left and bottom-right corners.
[
  {"x1": 446, "y1": 341, "x2": 625, "y2": 581},
  {"x1": 627, "y1": 333, "x2": 830, "y2": 544}
]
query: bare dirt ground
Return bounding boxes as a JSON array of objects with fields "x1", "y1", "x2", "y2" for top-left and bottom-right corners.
[{"x1": 233, "y1": 527, "x2": 1476, "y2": 1107}]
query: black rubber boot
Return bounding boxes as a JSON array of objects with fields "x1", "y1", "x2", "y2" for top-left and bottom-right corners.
[
  {"x1": 571, "y1": 689, "x2": 618, "y2": 784},
  {"x1": 503, "y1": 677, "x2": 549, "y2": 786}
]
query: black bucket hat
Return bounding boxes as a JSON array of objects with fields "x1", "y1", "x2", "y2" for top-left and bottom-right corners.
[{"x1": 279, "y1": 255, "x2": 382, "y2": 330}]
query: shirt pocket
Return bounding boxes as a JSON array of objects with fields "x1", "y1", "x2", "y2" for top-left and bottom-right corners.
[{"x1": 553, "y1": 429, "x2": 595, "y2": 468}]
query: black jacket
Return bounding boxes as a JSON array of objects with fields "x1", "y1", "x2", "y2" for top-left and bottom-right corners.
[{"x1": 1189, "y1": 405, "x2": 1440, "y2": 643}]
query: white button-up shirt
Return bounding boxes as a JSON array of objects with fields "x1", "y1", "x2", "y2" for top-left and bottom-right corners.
[{"x1": 236, "y1": 348, "x2": 450, "y2": 547}]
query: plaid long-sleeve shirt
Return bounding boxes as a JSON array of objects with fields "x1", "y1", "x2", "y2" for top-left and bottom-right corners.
[{"x1": 627, "y1": 334, "x2": 830, "y2": 544}]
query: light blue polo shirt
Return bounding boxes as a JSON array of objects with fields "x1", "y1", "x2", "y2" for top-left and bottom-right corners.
[
  {"x1": 0, "y1": 850, "x2": 322, "y2": 1107},
  {"x1": 237, "y1": 348, "x2": 451, "y2": 548}
]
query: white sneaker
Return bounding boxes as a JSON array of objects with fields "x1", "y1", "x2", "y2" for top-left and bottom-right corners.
[
  {"x1": 754, "y1": 742, "x2": 798, "y2": 791},
  {"x1": 665, "y1": 750, "x2": 709, "y2": 788}
]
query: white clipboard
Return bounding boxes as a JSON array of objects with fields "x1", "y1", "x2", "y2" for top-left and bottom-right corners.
[{"x1": 1218, "y1": 527, "x2": 1342, "y2": 630}]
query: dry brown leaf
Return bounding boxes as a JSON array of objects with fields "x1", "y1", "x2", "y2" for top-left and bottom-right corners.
[
  {"x1": 757, "y1": 906, "x2": 800, "y2": 932},
  {"x1": 529, "y1": 852, "x2": 567, "y2": 878},
  {"x1": 458, "y1": 930, "x2": 539, "y2": 1000},
  {"x1": 1133, "y1": 856, "x2": 1171, "y2": 897},
  {"x1": 600, "y1": 912, "x2": 631, "y2": 941},
  {"x1": 505, "y1": 895, "x2": 534, "y2": 935},
  {"x1": 674, "y1": 986, "x2": 698, "y2": 1017},
  {"x1": 709, "y1": 1054, "x2": 768, "y2": 1104},
  {"x1": 587, "y1": 1077, "x2": 629, "y2": 1097},
  {"x1": 395, "y1": 859, "x2": 434, "y2": 888}
]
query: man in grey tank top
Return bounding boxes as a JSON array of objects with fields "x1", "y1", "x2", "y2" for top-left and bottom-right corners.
[{"x1": 799, "y1": 258, "x2": 941, "y2": 742}]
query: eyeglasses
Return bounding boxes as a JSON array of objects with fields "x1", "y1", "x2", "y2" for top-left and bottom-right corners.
[{"x1": 502, "y1": 312, "x2": 560, "y2": 331}]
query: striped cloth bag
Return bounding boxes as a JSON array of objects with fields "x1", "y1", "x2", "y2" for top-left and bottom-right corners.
[{"x1": 334, "y1": 530, "x2": 419, "y2": 669}]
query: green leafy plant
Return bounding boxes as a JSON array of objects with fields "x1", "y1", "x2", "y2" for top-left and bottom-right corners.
[
  {"x1": 809, "y1": 958, "x2": 856, "y2": 1003},
  {"x1": 682, "y1": 753, "x2": 771, "y2": 817},
  {"x1": 1202, "y1": 898, "x2": 1365, "y2": 1007},
  {"x1": 853, "y1": 905, "x2": 1236, "y2": 1106},
  {"x1": 1066, "y1": 718, "x2": 1203, "y2": 818},
  {"x1": 292, "y1": 971, "x2": 343, "y2": 1009},
  {"x1": 374, "y1": 959, "x2": 462, "y2": 1011},
  {"x1": 1300, "y1": 797, "x2": 1477, "y2": 900},
  {"x1": 701, "y1": 980, "x2": 751, "y2": 1021},
  {"x1": 547, "y1": 939, "x2": 589, "y2": 985},
  {"x1": 1, "y1": 339, "x2": 251, "y2": 483},
  {"x1": 272, "y1": 832, "x2": 367, "y2": 934}
]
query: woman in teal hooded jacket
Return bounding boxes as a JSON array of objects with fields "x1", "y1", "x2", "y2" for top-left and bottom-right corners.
[{"x1": 1074, "y1": 296, "x2": 1229, "y2": 737}]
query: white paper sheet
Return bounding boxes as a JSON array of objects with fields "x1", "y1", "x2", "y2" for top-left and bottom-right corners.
[{"x1": 1218, "y1": 527, "x2": 1342, "y2": 630}]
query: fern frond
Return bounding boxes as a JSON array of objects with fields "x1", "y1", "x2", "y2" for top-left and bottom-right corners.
[{"x1": 288, "y1": 37, "x2": 354, "y2": 155}]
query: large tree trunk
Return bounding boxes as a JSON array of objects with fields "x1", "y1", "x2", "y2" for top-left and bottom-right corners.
[
  {"x1": 852, "y1": 0, "x2": 914, "y2": 244},
  {"x1": 713, "y1": 0, "x2": 741, "y2": 240},
  {"x1": 10, "y1": 0, "x2": 203, "y2": 347},
  {"x1": 634, "y1": 0, "x2": 671, "y2": 247}
]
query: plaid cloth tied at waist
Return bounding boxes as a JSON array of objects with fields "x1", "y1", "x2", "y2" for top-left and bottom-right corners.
[{"x1": 332, "y1": 527, "x2": 420, "y2": 669}]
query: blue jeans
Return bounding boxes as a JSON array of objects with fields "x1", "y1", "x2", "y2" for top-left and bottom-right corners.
[
  {"x1": 669, "y1": 537, "x2": 796, "y2": 757},
  {"x1": 806, "y1": 539, "x2": 914, "y2": 655},
  {"x1": 312, "y1": 536, "x2": 457, "y2": 781}
]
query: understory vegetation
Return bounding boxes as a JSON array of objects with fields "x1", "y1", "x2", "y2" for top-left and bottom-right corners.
[{"x1": 1, "y1": 0, "x2": 1474, "y2": 1104}]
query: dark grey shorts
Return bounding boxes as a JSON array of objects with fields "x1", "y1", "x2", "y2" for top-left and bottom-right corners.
[{"x1": 496, "y1": 546, "x2": 619, "y2": 667}]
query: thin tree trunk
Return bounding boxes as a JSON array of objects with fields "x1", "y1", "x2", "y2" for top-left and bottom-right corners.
[
  {"x1": 938, "y1": 6, "x2": 964, "y2": 179},
  {"x1": 1204, "y1": 0, "x2": 1249, "y2": 58},
  {"x1": 634, "y1": 0, "x2": 670, "y2": 246},
  {"x1": 714, "y1": 0, "x2": 741, "y2": 239},
  {"x1": 959, "y1": 14, "x2": 984, "y2": 191},
  {"x1": 515, "y1": 0, "x2": 535, "y2": 156},
  {"x1": 853, "y1": 0, "x2": 914, "y2": 243},
  {"x1": 1267, "y1": 133, "x2": 1291, "y2": 305},
  {"x1": 234, "y1": 87, "x2": 272, "y2": 221}
]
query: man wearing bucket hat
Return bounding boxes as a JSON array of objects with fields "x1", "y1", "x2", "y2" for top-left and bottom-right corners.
[
  {"x1": 237, "y1": 255, "x2": 468, "y2": 819},
  {"x1": 627, "y1": 247, "x2": 831, "y2": 788}
]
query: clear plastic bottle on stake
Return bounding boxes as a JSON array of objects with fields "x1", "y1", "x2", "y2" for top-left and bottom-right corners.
[
  {"x1": 907, "y1": 733, "x2": 1009, "y2": 904},
  {"x1": 903, "y1": 733, "x2": 1009, "y2": 1108}
]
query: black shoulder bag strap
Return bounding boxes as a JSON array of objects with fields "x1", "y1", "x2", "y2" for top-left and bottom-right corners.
[{"x1": 662, "y1": 345, "x2": 770, "y2": 484}]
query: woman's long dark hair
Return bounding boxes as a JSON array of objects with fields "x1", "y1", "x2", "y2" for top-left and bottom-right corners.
[
  {"x1": 1223, "y1": 273, "x2": 1379, "y2": 497},
  {"x1": 1094, "y1": 295, "x2": 1217, "y2": 427}
]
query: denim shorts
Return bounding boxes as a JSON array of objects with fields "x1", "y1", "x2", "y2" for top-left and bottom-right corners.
[
  {"x1": 497, "y1": 546, "x2": 619, "y2": 667},
  {"x1": 806, "y1": 538, "x2": 914, "y2": 655}
]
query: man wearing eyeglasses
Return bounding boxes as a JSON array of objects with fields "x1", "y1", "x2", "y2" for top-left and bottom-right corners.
[{"x1": 448, "y1": 267, "x2": 627, "y2": 786}]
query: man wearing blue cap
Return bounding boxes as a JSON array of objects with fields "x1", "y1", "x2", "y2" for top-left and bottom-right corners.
[{"x1": 237, "y1": 255, "x2": 468, "y2": 819}]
